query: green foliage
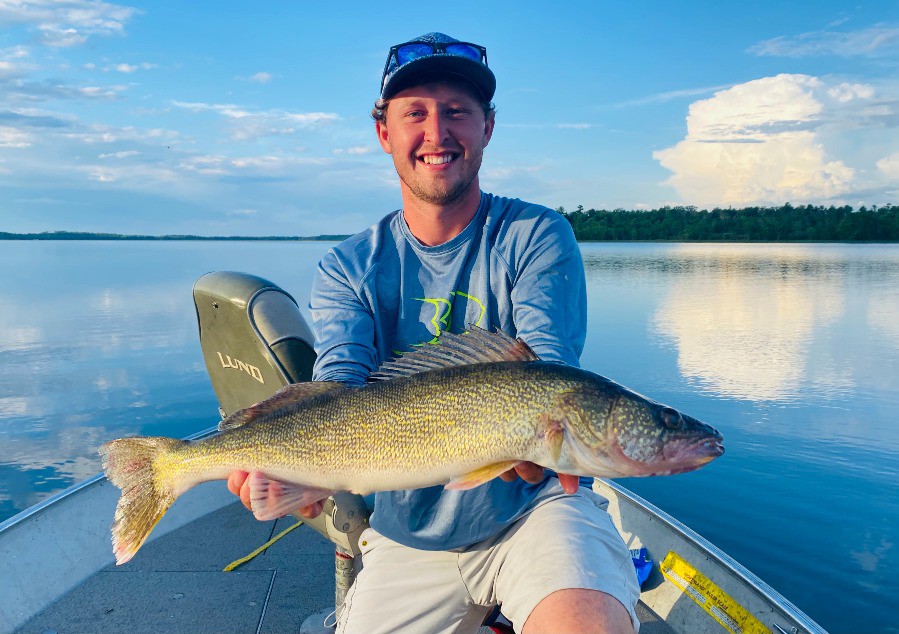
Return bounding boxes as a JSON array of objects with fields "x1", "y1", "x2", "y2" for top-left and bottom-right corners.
[{"x1": 559, "y1": 204, "x2": 899, "y2": 242}]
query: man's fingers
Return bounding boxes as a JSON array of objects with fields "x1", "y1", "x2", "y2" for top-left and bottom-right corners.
[
  {"x1": 499, "y1": 469, "x2": 518, "y2": 482},
  {"x1": 227, "y1": 470, "x2": 249, "y2": 494},
  {"x1": 558, "y1": 473, "x2": 580, "y2": 494},
  {"x1": 227, "y1": 471, "x2": 253, "y2": 511},
  {"x1": 514, "y1": 462, "x2": 545, "y2": 484},
  {"x1": 298, "y1": 500, "x2": 325, "y2": 519}
]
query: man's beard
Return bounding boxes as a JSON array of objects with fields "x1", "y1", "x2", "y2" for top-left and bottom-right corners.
[{"x1": 397, "y1": 148, "x2": 483, "y2": 206}]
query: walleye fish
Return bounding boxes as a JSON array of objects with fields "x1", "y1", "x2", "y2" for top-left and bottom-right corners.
[{"x1": 100, "y1": 328, "x2": 724, "y2": 564}]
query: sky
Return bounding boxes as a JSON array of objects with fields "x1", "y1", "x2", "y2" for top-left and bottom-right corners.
[{"x1": 1, "y1": 1, "x2": 898, "y2": 237}]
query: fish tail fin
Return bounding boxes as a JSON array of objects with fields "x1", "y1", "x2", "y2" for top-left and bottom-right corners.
[{"x1": 100, "y1": 436, "x2": 185, "y2": 565}]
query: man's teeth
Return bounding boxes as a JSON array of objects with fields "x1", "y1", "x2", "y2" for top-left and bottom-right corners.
[{"x1": 422, "y1": 154, "x2": 454, "y2": 165}]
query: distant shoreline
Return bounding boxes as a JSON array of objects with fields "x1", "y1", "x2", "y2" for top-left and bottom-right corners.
[
  {"x1": 3, "y1": 203, "x2": 898, "y2": 242},
  {"x1": 0, "y1": 232, "x2": 352, "y2": 241}
]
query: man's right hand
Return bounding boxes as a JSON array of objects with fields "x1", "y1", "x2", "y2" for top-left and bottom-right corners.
[{"x1": 226, "y1": 470, "x2": 327, "y2": 519}]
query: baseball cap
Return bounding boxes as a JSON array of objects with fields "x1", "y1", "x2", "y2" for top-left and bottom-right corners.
[{"x1": 380, "y1": 32, "x2": 495, "y2": 101}]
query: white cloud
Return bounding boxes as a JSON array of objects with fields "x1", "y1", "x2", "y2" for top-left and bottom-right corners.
[
  {"x1": 828, "y1": 82, "x2": 875, "y2": 103},
  {"x1": 172, "y1": 100, "x2": 340, "y2": 140},
  {"x1": 0, "y1": 45, "x2": 31, "y2": 77},
  {"x1": 333, "y1": 145, "x2": 373, "y2": 155},
  {"x1": 0, "y1": 60, "x2": 18, "y2": 77},
  {"x1": 0, "y1": 124, "x2": 30, "y2": 147},
  {"x1": 612, "y1": 84, "x2": 734, "y2": 108},
  {"x1": 104, "y1": 62, "x2": 155, "y2": 73},
  {"x1": 876, "y1": 152, "x2": 899, "y2": 181},
  {"x1": 749, "y1": 24, "x2": 899, "y2": 58},
  {"x1": 651, "y1": 74, "x2": 897, "y2": 206},
  {"x1": 98, "y1": 149, "x2": 139, "y2": 158},
  {"x1": 248, "y1": 72, "x2": 272, "y2": 84},
  {"x1": 0, "y1": 0, "x2": 138, "y2": 48}
]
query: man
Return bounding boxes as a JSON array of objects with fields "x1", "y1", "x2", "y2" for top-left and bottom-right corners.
[{"x1": 229, "y1": 32, "x2": 640, "y2": 633}]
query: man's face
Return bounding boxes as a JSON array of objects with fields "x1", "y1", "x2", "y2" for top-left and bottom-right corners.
[{"x1": 376, "y1": 80, "x2": 494, "y2": 207}]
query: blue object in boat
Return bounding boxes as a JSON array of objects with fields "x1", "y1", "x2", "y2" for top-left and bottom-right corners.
[{"x1": 631, "y1": 547, "x2": 653, "y2": 587}]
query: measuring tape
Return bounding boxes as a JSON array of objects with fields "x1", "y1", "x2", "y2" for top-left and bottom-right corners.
[{"x1": 660, "y1": 551, "x2": 771, "y2": 634}]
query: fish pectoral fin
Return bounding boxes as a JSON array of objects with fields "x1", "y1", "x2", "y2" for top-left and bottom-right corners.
[
  {"x1": 247, "y1": 471, "x2": 333, "y2": 522},
  {"x1": 445, "y1": 461, "x2": 521, "y2": 491},
  {"x1": 539, "y1": 413, "x2": 565, "y2": 465}
]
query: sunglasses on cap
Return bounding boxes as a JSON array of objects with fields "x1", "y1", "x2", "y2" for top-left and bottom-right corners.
[{"x1": 381, "y1": 40, "x2": 489, "y2": 87}]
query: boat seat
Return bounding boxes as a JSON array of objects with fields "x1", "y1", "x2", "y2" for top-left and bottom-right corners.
[{"x1": 193, "y1": 271, "x2": 371, "y2": 558}]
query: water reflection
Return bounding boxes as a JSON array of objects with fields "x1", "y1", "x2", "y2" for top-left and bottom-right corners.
[
  {"x1": 652, "y1": 263, "x2": 846, "y2": 402},
  {"x1": 0, "y1": 240, "x2": 332, "y2": 521},
  {"x1": 581, "y1": 243, "x2": 899, "y2": 406}
]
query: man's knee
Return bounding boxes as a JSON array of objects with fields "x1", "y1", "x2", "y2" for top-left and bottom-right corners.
[{"x1": 522, "y1": 588, "x2": 636, "y2": 634}]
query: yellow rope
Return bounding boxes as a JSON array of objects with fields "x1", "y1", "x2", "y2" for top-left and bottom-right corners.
[{"x1": 223, "y1": 519, "x2": 304, "y2": 572}]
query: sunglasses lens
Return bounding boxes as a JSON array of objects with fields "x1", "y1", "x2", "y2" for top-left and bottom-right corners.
[
  {"x1": 396, "y1": 43, "x2": 435, "y2": 65},
  {"x1": 445, "y1": 43, "x2": 482, "y2": 62}
]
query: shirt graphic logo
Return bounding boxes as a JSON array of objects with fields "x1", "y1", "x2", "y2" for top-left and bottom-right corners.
[{"x1": 412, "y1": 291, "x2": 487, "y2": 345}]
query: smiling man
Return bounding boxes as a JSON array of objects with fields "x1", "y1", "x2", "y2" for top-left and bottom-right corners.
[{"x1": 229, "y1": 32, "x2": 640, "y2": 634}]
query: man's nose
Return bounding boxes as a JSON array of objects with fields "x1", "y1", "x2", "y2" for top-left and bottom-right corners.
[{"x1": 423, "y1": 113, "x2": 449, "y2": 144}]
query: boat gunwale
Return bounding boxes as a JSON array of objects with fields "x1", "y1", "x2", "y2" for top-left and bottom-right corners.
[
  {"x1": 599, "y1": 478, "x2": 827, "y2": 634},
  {"x1": 0, "y1": 425, "x2": 220, "y2": 537}
]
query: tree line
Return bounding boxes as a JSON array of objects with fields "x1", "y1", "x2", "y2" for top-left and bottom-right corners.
[
  {"x1": 558, "y1": 204, "x2": 899, "y2": 242},
  {"x1": 4, "y1": 204, "x2": 899, "y2": 242}
]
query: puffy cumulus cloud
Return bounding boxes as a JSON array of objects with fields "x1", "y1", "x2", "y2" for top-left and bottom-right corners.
[
  {"x1": 651, "y1": 74, "x2": 898, "y2": 206},
  {"x1": 0, "y1": 0, "x2": 138, "y2": 48},
  {"x1": 877, "y1": 152, "x2": 899, "y2": 181}
]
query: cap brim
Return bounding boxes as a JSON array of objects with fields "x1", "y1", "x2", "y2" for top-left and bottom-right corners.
[{"x1": 382, "y1": 55, "x2": 495, "y2": 101}]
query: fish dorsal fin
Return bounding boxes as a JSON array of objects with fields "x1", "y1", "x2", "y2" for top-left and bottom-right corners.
[
  {"x1": 370, "y1": 326, "x2": 539, "y2": 381},
  {"x1": 218, "y1": 382, "x2": 347, "y2": 431}
]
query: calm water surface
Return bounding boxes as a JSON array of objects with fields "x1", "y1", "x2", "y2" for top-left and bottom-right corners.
[{"x1": 1, "y1": 241, "x2": 897, "y2": 634}]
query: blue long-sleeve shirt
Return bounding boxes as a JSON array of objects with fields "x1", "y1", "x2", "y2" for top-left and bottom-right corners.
[{"x1": 309, "y1": 191, "x2": 587, "y2": 550}]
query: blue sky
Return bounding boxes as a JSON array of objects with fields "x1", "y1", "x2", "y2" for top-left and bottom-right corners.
[{"x1": 1, "y1": 1, "x2": 898, "y2": 236}]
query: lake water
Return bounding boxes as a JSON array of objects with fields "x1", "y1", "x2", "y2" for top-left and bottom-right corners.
[{"x1": 1, "y1": 240, "x2": 897, "y2": 634}]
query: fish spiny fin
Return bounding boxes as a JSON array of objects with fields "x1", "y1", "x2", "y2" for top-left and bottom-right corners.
[
  {"x1": 247, "y1": 471, "x2": 334, "y2": 521},
  {"x1": 219, "y1": 382, "x2": 347, "y2": 431},
  {"x1": 445, "y1": 460, "x2": 521, "y2": 491},
  {"x1": 370, "y1": 326, "x2": 540, "y2": 381},
  {"x1": 100, "y1": 436, "x2": 185, "y2": 565}
]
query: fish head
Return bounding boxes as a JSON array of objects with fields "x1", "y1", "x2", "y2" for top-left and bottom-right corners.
[{"x1": 560, "y1": 374, "x2": 724, "y2": 478}]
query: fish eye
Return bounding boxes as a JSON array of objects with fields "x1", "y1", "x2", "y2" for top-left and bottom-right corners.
[{"x1": 660, "y1": 407, "x2": 684, "y2": 430}]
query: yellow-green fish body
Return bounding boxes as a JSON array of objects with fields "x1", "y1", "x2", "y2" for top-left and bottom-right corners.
[{"x1": 101, "y1": 329, "x2": 724, "y2": 564}]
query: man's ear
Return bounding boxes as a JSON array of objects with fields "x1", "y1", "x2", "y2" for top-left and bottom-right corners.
[
  {"x1": 376, "y1": 120, "x2": 392, "y2": 153},
  {"x1": 482, "y1": 112, "x2": 495, "y2": 148}
]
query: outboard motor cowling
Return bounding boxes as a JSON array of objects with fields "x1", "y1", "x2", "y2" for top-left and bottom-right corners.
[{"x1": 193, "y1": 271, "x2": 316, "y2": 417}]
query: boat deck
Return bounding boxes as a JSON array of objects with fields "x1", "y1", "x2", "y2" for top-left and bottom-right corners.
[{"x1": 15, "y1": 501, "x2": 672, "y2": 634}]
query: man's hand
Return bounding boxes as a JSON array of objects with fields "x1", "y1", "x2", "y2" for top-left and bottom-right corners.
[
  {"x1": 498, "y1": 462, "x2": 580, "y2": 494},
  {"x1": 226, "y1": 470, "x2": 326, "y2": 519}
]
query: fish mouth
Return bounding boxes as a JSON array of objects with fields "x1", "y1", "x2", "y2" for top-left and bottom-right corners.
[{"x1": 654, "y1": 436, "x2": 725, "y2": 476}]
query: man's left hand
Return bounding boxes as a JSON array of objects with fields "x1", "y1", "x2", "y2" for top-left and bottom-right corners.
[{"x1": 499, "y1": 462, "x2": 580, "y2": 494}]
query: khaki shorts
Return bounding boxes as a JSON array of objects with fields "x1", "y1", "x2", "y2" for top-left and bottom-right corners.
[{"x1": 336, "y1": 481, "x2": 641, "y2": 634}]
